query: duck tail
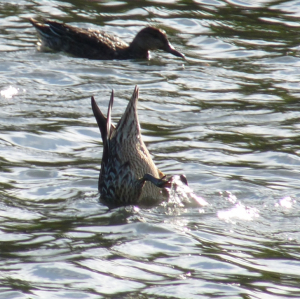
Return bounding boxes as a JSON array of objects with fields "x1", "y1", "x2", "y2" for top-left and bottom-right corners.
[
  {"x1": 44, "y1": 19, "x2": 68, "y2": 37},
  {"x1": 106, "y1": 90, "x2": 114, "y2": 148},
  {"x1": 29, "y1": 18, "x2": 40, "y2": 28},
  {"x1": 29, "y1": 18, "x2": 52, "y2": 38},
  {"x1": 116, "y1": 85, "x2": 140, "y2": 137},
  {"x1": 91, "y1": 96, "x2": 108, "y2": 143}
]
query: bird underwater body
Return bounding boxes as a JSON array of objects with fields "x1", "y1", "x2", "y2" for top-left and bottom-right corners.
[{"x1": 91, "y1": 86, "x2": 173, "y2": 208}]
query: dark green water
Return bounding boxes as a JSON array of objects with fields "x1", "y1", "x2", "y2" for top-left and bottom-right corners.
[{"x1": 1, "y1": 0, "x2": 300, "y2": 298}]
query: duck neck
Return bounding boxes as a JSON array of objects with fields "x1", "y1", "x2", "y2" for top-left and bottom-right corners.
[{"x1": 126, "y1": 42, "x2": 150, "y2": 59}]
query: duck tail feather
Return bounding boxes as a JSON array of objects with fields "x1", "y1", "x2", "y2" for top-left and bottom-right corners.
[
  {"x1": 106, "y1": 90, "x2": 114, "y2": 146},
  {"x1": 91, "y1": 96, "x2": 107, "y2": 143}
]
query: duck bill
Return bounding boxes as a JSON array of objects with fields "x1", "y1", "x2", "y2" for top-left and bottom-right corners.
[{"x1": 166, "y1": 42, "x2": 185, "y2": 59}]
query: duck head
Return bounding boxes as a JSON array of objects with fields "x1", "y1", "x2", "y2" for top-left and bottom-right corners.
[{"x1": 130, "y1": 27, "x2": 185, "y2": 59}]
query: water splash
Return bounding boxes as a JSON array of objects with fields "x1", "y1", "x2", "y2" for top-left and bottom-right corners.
[
  {"x1": 0, "y1": 86, "x2": 19, "y2": 99},
  {"x1": 163, "y1": 175, "x2": 208, "y2": 208},
  {"x1": 275, "y1": 196, "x2": 296, "y2": 209},
  {"x1": 218, "y1": 202, "x2": 260, "y2": 223}
]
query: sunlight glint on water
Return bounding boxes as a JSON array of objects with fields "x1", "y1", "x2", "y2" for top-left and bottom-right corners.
[{"x1": 0, "y1": 0, "x2": 300, "y2": 298}]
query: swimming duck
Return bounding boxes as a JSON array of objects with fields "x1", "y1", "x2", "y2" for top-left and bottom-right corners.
[
  {"x1": 30, "y1": 18, "x2": 185, "y2": 60},
  {"x1": 91, "y1": 86, "x2": 168, "y2": 208}
]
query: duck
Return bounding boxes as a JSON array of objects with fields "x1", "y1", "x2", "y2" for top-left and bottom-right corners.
[
  {"x1": 91, "y1": 86, "x2": 169, "y2": 208},
  {"x1": 29, "y1": 18, "x2": 185, "y2": 60}
]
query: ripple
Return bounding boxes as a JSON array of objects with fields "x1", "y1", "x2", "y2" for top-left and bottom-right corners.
[{"x1": 1, "y1": 1, "x2": 300, "y2": 298}]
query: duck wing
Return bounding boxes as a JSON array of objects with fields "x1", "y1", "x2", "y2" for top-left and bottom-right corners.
[
  {"x1": 31, "y1": 18, "x2": 129, "y2": 59},
  {"x1": 45, "y1": 20, "x2": 128, "y2": 50}
]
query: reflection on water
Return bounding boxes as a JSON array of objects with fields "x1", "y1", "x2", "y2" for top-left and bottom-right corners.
[
  {"x1": 0, "y1": 86, "x2": 19, "y2": 99},
  {"x1": 1, "y1": 0, "x2": 300, "y2": 298}
]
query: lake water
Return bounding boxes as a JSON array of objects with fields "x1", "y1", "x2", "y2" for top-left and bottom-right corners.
[{"x1": 1, "y1": 0, "x2": 300, "y2": 298}]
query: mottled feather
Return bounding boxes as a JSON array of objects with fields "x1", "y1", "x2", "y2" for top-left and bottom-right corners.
[
  {"x1": 91, "y1": 87, "x2": 167, "y2": 207},
  {"x1": 30, "y1": 18, "x2": 185, "y2": 60}
]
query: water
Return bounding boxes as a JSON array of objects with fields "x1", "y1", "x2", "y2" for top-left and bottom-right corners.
[{"x1": 1, "y1": 0, "x2": 300, "y2": 298}]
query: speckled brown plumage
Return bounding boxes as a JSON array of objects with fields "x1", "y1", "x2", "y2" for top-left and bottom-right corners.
[
  {"x1": 92, "y1": 86, "x2": 167, "y2": 208},
  {"x1": 30, "y1": 18, "x2": 185, "y2": 60}
]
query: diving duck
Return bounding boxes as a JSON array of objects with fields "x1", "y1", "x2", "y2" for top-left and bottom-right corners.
[
  {"x1": 91, "y1": 86, "x2": 169, "y2": 208},
  {"x1": 30, "y1": 18, "x2": 185, "y2": 60}
]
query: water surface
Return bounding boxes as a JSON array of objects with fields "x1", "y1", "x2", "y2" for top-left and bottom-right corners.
[{"x1": 1, "y1": 0, "x2": 300, "y2": 298}]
